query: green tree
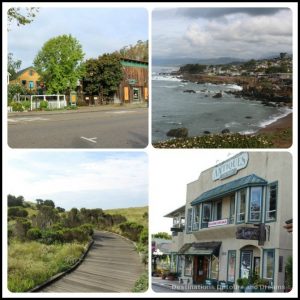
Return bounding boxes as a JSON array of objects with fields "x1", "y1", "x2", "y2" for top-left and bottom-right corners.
[
  {"x1": 83, "y1": 53, "x2": 123, "y2": 100},
  {"x1": 34, "y1": 34, "x2": 85, "y2": 94},
  {"x1": 7, "y1": 7, "x2": 39, "y2": 29},
  {"x1": 8, "y1": 53, "x2": 22, "y2": 80},
  {"x1": 116, "y1": 40, "x2": 148, "y2": 61},
  {"x1": 152, "y1": 232, "x2": 172, "y2": 240},
  {"x1": 7, "y1": 194, "x2": 24, "y2": 207}
]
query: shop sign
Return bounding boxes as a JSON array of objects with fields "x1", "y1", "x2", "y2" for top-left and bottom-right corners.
[
  {"x1": 236, "y1": 227, "x2": 259, "y2": 240},
  {"x1": 208, "y1": 219, "x2": 228, "y2": 227},
  {"x1": 212, "y1": 152, "x2": 249, "y2": 181}
]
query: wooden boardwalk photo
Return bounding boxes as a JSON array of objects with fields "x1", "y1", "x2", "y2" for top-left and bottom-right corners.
[{"x1": 40, "y1": 231, "x2": 145, "y2": 292}]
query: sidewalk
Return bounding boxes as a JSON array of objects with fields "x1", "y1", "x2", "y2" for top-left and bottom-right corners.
[
  {"x1": 152, "y1": 277, "x2": 221, "y2": 293},
  {"x1": 7, "y1": 102, "x2": 148, "y2": 118}
]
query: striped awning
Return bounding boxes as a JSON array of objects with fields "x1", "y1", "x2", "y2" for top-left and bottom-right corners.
[{"x1": 191, "y1": 174, "x2": 267, "y2": 206}]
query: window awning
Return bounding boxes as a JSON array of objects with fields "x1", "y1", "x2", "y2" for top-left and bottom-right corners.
[
  {"x1": 178, "y1": 242, "x2": 221, "y2": 256},
  {"x1": 191, "y1": 174, "x2": 267, "y2": 206}
]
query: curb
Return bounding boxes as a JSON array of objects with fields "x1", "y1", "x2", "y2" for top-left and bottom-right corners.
[
  {"x1": 28, "y1": 239, "x2": 94, "y2": 292},
  {"x1": 8, "y1": 105, "x2": 147, "y2": 118},
  {"x1": 152, "y1": 282, "x2": 185, "y2": 293}
]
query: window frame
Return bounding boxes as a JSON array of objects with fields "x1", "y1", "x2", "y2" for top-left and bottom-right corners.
[
  {"x1": 236, "y1": 189, "x2": 247, "y2": 224},
  {"x1": 227, "y1": 250, "x2": 237, "y2": 283},
  {"x1": 262, "y1": 249, "x2": 275, "y2": 284},
  {"x1": 248, "y1": 186, "x2": 263, "y2": 223},
  {"x1": 265, "y1": 181, "x2": 278, "y2": 223}
]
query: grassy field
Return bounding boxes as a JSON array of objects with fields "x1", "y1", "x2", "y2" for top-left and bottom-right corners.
[
  {"x1": 104, "y1": 206, "x2": 148, "y2": 228},
  {"x1": 8, "y1": 240, "x2": 86, "y2": 292}
]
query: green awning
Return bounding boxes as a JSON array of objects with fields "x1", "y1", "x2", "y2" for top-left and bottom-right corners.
[
  {"x1": 178, "y1": 242, "x2": 221, "y2": 256},
  {"x1": 191, "y1": 174, "x2": 267, "y2": 206}
]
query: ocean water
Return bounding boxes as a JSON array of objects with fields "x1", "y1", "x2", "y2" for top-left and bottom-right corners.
[{"x1": 152, "y1": 66, "x2": 292, "y2": 142}]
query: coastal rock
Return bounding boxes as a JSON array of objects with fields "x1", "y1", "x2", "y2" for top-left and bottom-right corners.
[
  {"x1": 245, "y1": 116, "x2": 252, "y2": 119},
  {"x1": 221, "y1": 129, "x2": 230, "y2": 134},
  {"x1": 213, "y1": 92, "x2": 223, "y2": 98},
  {"x1": 181, "y1": 80, "x2": 189, "y2": 83},
  {"x1": 166, "y1": 128, "x2": 188, "y2": 138},
  {"x1": 183, "y1": 90, "x2": 196, "y2": 93},
  {"x1": 203, "y1": 131, "x2": 211, "y2": 134}
]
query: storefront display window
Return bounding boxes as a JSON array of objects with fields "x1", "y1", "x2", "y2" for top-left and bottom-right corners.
[
  {"x1": 184, "y1": 255, "x2": 193, "y2": 276},
  {"x1": 227, "y1": 250, "x2": 236, "y2": 282},
  {"x1": 240, "y1": 250, "x2": 252, "y2": 278},
  {"x1": 263, "y1": 249, "x2": 275, "y2": 281},
  {"x1": 211, "y1": 255, "x2": 219, "y2": 280}
]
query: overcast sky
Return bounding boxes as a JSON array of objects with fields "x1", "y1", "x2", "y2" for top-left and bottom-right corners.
[
  {"x1": 6, "y1": 152, "x2": 148, "y2": 210},
  {"x1": 152, "y1": 7, "x2": 292, "y2": 60},
  {"x1": 7, "y1": 7, "x2": 148, "y2": 68},
  {"x1": 150, "y1": 150, "x2": 237, "y2": 234}
]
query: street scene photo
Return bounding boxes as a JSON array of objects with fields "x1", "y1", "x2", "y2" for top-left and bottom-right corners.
[
  {"x1": 7, "y1": 7, "x2": 148, "y2": 148},
  {"x1": 151, "y1": 151, "x2": 293, "y2": 293},
  {"x1": 6, "y1": 152, "x2": 148, "y2": 292},
  {"x1": 152, "y1": 8, "x2": 293, "y2": 148}
]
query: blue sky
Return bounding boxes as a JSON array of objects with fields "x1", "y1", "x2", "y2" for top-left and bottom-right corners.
[
  {"x1": 152, "y1": 7, "x2": 292, "y2": 60},
  {"x1": 7, "y1": 7, "x2": 148, "y2": 68},
  {"x1": 7, "y1": 151, "x2": 148, "y2": 210}
]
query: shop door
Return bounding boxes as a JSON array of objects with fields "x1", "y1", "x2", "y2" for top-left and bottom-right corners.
[
  {"x1": 194, "y1": 256, "x2": 209, "y2": 283},
  {"x1": 133, "y1": 88, "x2": 140, "y2": 102}
]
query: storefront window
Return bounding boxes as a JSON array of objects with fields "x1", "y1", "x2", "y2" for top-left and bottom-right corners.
[
  {"x1": 187, "y1": 208, "x2": 192, "y2": 232},
  {"x1": 266, "y1": 182, "x2": 277, "y2": 222},
  {"x1": 237, "y1": 189, "x2": 246, "y2": 223},
  {"x1": 211, "y1": 255, "x2": 219, "y2": 280},
  {"x1": 249, "y1": 187, "x2": 262, "y2": 222},
  {"x1": 201, "y1": 203, "x2": 212, "y2": 228},
  {"x1": 263, "y1": 249, "x2": 275, "y2": 280},
  {"x1": 240, "y1": 250, "x2": 252, "y2": 278},
  {"x1": 184, "y1": 255, "x2": 193, "y2": 276},
  {"x1": 227, "y1": 250, "x2": 236, "y2": 282}
]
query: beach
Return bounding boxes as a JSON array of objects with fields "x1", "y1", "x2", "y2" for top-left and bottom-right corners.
[{"x1": 256, "y1": 113, "x2": 292, "y2": 134}]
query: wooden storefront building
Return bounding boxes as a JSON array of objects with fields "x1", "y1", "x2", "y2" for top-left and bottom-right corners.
[{"x1": 117, "y1": 58, "x2": 148, "y2": 103}]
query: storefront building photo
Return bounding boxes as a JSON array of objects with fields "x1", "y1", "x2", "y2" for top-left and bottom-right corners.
[{"x1": 164, "y1": 152, "x2": 292, "y2": 292}]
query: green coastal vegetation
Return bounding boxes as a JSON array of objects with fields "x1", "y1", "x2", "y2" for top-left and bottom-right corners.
[{"x1": 7, "y1": 194, "x2": 148, "y2": 292}]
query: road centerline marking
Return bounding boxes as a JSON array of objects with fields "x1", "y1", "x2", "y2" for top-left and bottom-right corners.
[{"x1": 81, "y1": 136, "x2": 98, "y2": 143}]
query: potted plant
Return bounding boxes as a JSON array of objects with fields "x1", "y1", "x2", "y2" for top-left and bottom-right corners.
[
  {"x1": 237, "y1": 277, "x2": 249, "y2": 292},
  {"x1": 254, "y1": 277, "x2": 270, "y2": 292}
]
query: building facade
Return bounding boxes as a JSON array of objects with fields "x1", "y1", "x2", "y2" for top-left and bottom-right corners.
[
  {"x1": 117, "y1": 58, "x2": 148, "y2": 103},
  {"x1": 9, "y1": 67, "x2": 41, "y2": 92},
  {"x1": 165, "y1": 152, "x2": 292, "y2": 292}
]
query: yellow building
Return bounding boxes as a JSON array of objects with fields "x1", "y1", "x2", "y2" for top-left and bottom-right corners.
[{"x1": 9, "y1": 67, "x2": 41, "y2": 92}]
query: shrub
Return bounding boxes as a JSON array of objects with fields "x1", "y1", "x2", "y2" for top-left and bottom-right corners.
[
  {"x1": 8, "y1": 84, "x2": 27, "y2": 104},
  {"x1": 14, "y1": 218, "x2": 31, "y2": 241},
  {"x1": 27, "y1": 228, "x2": 42, "y2": 240},
  {"x1": 39, "y1": 100, "x2": 48, "y2": 110},
  {"x1": 139, "y1": 227, "x2": 148, "y2": 245},
  {"x1": 119, "y1": 222, "x2": 144, "y2": 242},
  {"x1": 8, "y1": 207, "x2": 28, "y2": 218},
  {"x1": 41, "y1": 229, "x2": 63, "y2": 244},
  {"x1": 11, "y1": 101, "x2": 24, "y2": 112},
  {"x1": 22, "y1": 100, "x2": 31, "y2": 110},
  {"x1": 132, "y1": 272, "x2": 148, "y2": 292},
  {"x1": 79, "y1": 224, "x2": 94, "y2": 236}
]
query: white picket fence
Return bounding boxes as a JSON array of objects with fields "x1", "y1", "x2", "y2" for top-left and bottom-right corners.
[{"x1": 17, "y1": 94, "x2": 67, "y2": 110}]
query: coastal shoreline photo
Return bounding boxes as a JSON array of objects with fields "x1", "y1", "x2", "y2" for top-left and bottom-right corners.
[{"x1": 152, "y1": 7, "x2": 293, "y2": 148}]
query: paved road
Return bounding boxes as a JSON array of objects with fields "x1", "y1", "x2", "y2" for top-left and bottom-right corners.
[
  {"x1": 8, "y1": 108, "x2": 148, "y2": 148},
  {"x1": 40, "y1": 231, "x2": 144, "y2": 293}
]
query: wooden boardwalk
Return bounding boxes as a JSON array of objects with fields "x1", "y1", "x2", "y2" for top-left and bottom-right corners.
[{"x1": 40, "y1": 231, "x2": 144, "y2": 293}]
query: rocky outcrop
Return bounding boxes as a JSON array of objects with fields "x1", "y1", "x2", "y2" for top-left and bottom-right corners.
[
  {"x1": 166, "y1": 128, "x2": 188, "y2": 138},
  {"x1": 221, "y1": 129, "x2": 230, "y2": 134},
  {"x1": 213, "y1": 92, "x2": 223, "y2": 98},
  {"x1": 183, "y1": 90, "x2": 196, "y2": 93}
]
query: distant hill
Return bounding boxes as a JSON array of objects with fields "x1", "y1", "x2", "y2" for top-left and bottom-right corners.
[
  {"x1": 104, "y1": 206, "x2": 148, "y2": 228},
  {"x1": 153, "y1": 57, "x2": 246, "y2": 66}
]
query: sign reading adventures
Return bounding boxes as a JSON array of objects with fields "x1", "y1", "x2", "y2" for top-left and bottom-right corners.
[{"x1": 212, "y1": 152, "x2": 249, "y2": 181}]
